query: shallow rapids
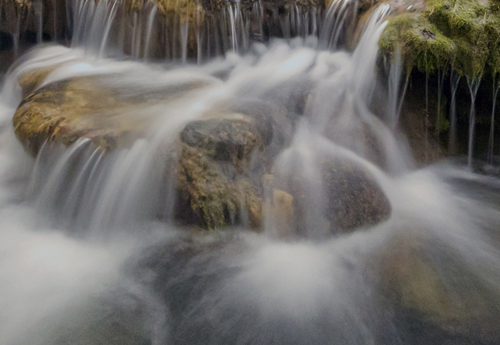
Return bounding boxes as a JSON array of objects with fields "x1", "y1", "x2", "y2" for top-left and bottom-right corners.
[{"x1": 1, "y1": 5, "x2": 500, "y2": 345}]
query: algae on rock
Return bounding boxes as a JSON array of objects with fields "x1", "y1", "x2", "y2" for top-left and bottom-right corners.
[
  {"x1": 175, "y1": 116, "x2": 268, "y2": 230},
  {"x1": 379, "y1": 0, "x2": 500, "y2": 78}
]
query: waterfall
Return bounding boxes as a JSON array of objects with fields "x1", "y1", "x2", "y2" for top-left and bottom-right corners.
[
  {"x1": 467, "y1": 77, "x2": 481, "y2": 168},
  {"x1": 448, "y1": 70, "x2": 460, "y2": 155},
  {"x1": 386, "y1": 48, "x2": 408, "y2": 131},
  {"x1": 3, "y1": 1, "x2": 500, "y2": 344},
  {"x1": 34, "y1": 0, "x2": 44, "y2": 43},
  {"x1": 435, "y1": 63, "x2": 447, "y2": 146},
  {"x1": 320, "y1": 0, "x2": 358, "y2": 49},
  {"x1": 12, "y1": 11, "x2": 21, "y2": 59},
  {"x1": 488, "y1": 79, "x2": 500, "y2": 165},
  {"x1": 144, "y1": 4, "x2": 158, "y2": 61}
]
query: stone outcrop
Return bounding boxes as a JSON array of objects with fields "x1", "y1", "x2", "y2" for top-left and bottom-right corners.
[
  {"x1": 13, "y1": 66, "x2": 393, "y2": 232},
  {"x1": 376, "y1": 0, "x2": 500, "y2": 161}
]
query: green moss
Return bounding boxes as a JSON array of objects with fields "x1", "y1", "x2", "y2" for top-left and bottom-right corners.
[
  {"x1": 177, "y1": 141, "x2": 263, "y2": 230},
  {"x1": 380, "y1": 0, "x2": 500, "y2": 78}
]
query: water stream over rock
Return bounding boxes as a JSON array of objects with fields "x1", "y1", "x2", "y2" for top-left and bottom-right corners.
[{"x1": 2, "y1": 0, "x2": 500, "y2": 344}]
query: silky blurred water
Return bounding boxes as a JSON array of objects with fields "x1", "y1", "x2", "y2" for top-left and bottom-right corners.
[{"x1": 1, "y1": 1, "x2": 500, "y2": 344}]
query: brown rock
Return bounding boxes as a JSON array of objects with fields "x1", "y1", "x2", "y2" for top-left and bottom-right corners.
[
  {"x1": 323, "y1": 160, "x2": 391, "y2": 232},
  {"x1": 175, "y1": 116, "x2": 267, "y2": 230},
  {"x1": 275, "y1": 158, "x2": 391, "y2": 237},
  {"x1": 13, "y1": 73, "x2": 209, "y2": 154}
]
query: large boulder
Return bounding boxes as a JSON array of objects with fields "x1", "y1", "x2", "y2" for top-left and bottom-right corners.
[
  {"x1": 12, "y1": 64, "x2": 390, "y2": 234},
  {"x1": 12, "y1": 66, "x2": 272, "y2": 231},
  {"x1": 323, "y1": 160, "x2": 391, "y2": 231},
  {"x1": 272, "y1": 158, "x2": 392, "y2": 238},
  {"x1": 13, "y1": 72, "x2": 209, "y2": 154},
  {"x1": 13, "y1": 76, "x2": 148, "y2": 154}
]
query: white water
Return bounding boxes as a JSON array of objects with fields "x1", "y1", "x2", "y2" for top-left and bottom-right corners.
[
  {"x1": 448, "y1": 70, "x2": 460, "y2": 155},
  {"x1": 467, "y1": 77, "x2": 481, "y2": 168},
  {"x1": 2, "y1": 1, "x2": 500, "y2": 344}
]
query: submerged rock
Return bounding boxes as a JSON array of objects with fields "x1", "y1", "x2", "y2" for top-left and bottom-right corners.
[{"x1": 378, "y1": 233, "x2": 500, "y2": 344}]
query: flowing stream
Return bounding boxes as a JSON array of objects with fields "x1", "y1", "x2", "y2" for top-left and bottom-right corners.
[{"x1": 2, "y1": 1, "x2": 500, "y2": 344}]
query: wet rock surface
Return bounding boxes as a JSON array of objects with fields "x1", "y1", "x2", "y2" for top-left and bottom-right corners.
[
  {"x1": 12, "y1": 63, "x2": 395, "y2": 233},
  {"x1": 13, "y1": 76, "x2": 146, "y2": 154},
  {"x1": 272, "y1": 156, "x2": 391, "y2": 238},
  {"x1": 13, "y1": 70, "x2": 209, "y2": 154},
  {"x1": 175, "y1": 116, "x2": 267, "y2": 229},
  {"x1": 323, "y1": 161, "x2": 391, "y2": 231}
]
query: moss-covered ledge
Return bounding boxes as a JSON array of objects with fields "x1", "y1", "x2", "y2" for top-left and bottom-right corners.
[{"x1": 379, "y1": 0, "x2": 500, "y2": 78}]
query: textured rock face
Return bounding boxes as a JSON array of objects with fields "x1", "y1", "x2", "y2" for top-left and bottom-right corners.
[
  {"x1": 323, "y1": 161, "x2": 391, "y2": 231},
  {"x1": 13, "y1": 70, "x2": 210, "y2": 154},
  {"x1": 273, "y1": 158, "x2": 392, "y2": 238},
  {"x1": 175, "y1": 116, "x2": 268, "y2": 229},
  {"x1": 13, "y1": 76, "x2": 147, "y2": 154}
]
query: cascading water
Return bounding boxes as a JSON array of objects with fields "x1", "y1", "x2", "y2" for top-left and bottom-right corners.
[
  {"x1": 488, "y1": 79, "x2": 500, "y2": 165},
  {"x1": 467, "y1": 77, "x2": 481, "y2": 168},
  {"x1": 448, "y1": 70, "x2": 460, "y2": 155},
  {"x1": 2, "y1": 0, "x2": 500, "y2": 344}
]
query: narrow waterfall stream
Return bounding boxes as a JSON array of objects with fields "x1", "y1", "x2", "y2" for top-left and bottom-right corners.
[{"x1": 2, "y1": 1, "x2": 500, "y2": 344}]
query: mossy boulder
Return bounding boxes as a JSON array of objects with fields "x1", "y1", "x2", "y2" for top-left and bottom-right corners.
[
  {"x1": 12, "y1": 66, "x2": 270, "y2": 231},
  {"x1": 379, "y1": 0, "x2": 500, "y2": 78},
  {"x1": 175, "y1": 115, "x2": 269, "y2": 230},
  {"x1": 13, "y1": 72, "x2": 209, "y2": 154},
  {"x1": 13, "y1": 76, "x2": 153, "y2": 154},
  {"x1": 17, "y1": 64, "x2": 60, "y2": 97}
]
